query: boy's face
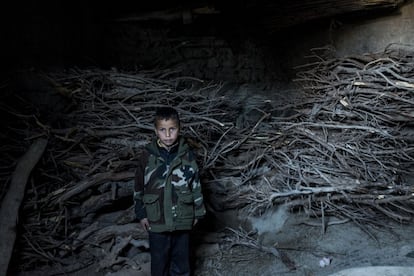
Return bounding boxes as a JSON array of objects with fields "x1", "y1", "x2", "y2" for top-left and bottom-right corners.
[{"x1": 155, "y1": 118, "x2": 180, "y2": 147}]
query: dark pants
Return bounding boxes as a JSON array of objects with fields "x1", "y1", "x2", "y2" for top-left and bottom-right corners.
[{"x1": 148, "y1": 231, "x2": 190, "y2": 276}]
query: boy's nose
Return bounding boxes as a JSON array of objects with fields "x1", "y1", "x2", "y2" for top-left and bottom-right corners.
[{"x1": 166, "y1": 130, "x2": 171, "y2": 137}]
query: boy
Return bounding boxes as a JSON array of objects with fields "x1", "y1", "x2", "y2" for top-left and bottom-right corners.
[{"x1": 134, "y1": 106, "x2": 206, "y2": 276}]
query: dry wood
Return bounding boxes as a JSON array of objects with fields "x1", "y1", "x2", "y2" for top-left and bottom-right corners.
[
  {"x1": 56, "y1": 171, "x2": 135, "y2": 203},
  {"x1": 4, "y1": 43, "x2": 414, "y2": 273},
  {"x1": 225, "y1": 227, "x2": 297, "y2": 270},
  {"x1": 0, "y1": 138, "x2": 48, "y2": 276}
]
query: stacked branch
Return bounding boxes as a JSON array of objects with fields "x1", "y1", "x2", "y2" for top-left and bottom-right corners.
[
  {"x1": 220, "y1": 43, "x2": 414, "y2": 223},
  {"x1": 12, "y1": 69, "x2": 240, "y2": 273},
  {"x1": 7, "y1": 44, "x2": 414, "y2": 273}
]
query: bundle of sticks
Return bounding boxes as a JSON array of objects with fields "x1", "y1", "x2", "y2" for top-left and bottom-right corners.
[{"x1": 9, "y1": 44, "x2": 414, "y2": 272}]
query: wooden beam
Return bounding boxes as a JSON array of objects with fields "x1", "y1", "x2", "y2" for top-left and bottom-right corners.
[{"x1": 253, "y1": 0, "x2": 406, "y2": 31}]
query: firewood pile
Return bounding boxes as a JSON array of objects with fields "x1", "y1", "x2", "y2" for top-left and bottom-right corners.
[
  {"x1": 4, "y1": 44, "x2": 414, "y2": 273},
  {"x1": 210, "y1": 44, "x2": 414, "y2": 220}
]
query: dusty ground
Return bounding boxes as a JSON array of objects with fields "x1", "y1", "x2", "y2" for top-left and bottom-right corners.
[
  {"x1": 14, "y1": 212, "x2": 414, "y2": 276},
  {"x1": 73, "y1": 210, "x2": 414, "y2": 276},
  {"x1": 192, "y1": 209, "x2": 414, "y2": 276}
]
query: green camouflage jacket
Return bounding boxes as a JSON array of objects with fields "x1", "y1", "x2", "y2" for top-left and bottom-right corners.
[{"x1": 134, "y1": 136, "x2": 206, "y2": 232}]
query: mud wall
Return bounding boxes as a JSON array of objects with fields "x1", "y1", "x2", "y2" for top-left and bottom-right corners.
[
  {"x1": 89, "y1": 0, "x2": 414, "y2": 82},
  {"x1": 333, "y1": 2, "x2": 414, "y2": 56},
  {"x1": 3, "y1": 2, "x2": 414, "y2": 83}
]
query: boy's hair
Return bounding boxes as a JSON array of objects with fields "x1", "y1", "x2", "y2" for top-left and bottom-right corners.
[{"x1": 154, "y1": 107, "x2": 180, "y2": 127}]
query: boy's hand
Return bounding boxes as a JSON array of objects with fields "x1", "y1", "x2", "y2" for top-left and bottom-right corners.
[
  {"x1": 140, "y1": 218, "x2": 150, "y2": 231},
  {"x1": 193, "y1": 219, "x2": 198, "y2": 226}
]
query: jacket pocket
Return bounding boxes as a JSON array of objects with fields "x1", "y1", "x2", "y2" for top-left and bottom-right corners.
[
  {"x1": 177, "y1": 193, "x2": 194, "y2": 219},
  {"x1": 143, "y1": 194, "x2": 160, "y2": 221}
]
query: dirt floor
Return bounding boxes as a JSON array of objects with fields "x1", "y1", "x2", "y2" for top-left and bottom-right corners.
[
  {"x1": 61, "y1": 210, "x2": 414, "y2": 276},
  {"x1": 192, "y1": 211, "x2": 414, "y2": 276}
]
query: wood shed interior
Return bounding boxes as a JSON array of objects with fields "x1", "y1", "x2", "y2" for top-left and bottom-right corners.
[{"x1": 1, "y1": 0, "x2": 414, "y2": 275}]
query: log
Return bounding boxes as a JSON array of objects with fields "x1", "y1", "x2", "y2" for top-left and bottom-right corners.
[
  {"x1": 0, "y1": 138, "x2": 48, "y2": 276},
  {"x1": 56, "y1": 171, "x2": 135, "y2": 203}
]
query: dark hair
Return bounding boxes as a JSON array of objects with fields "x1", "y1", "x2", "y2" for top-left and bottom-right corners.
[{"x1": 154, "y1": 107, "x2": 180, "y2": 126}]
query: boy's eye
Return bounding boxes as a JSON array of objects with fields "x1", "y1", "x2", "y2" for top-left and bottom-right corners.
[{"x1": 158, "y1": 127, "x2": 178, "y2": 133}]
